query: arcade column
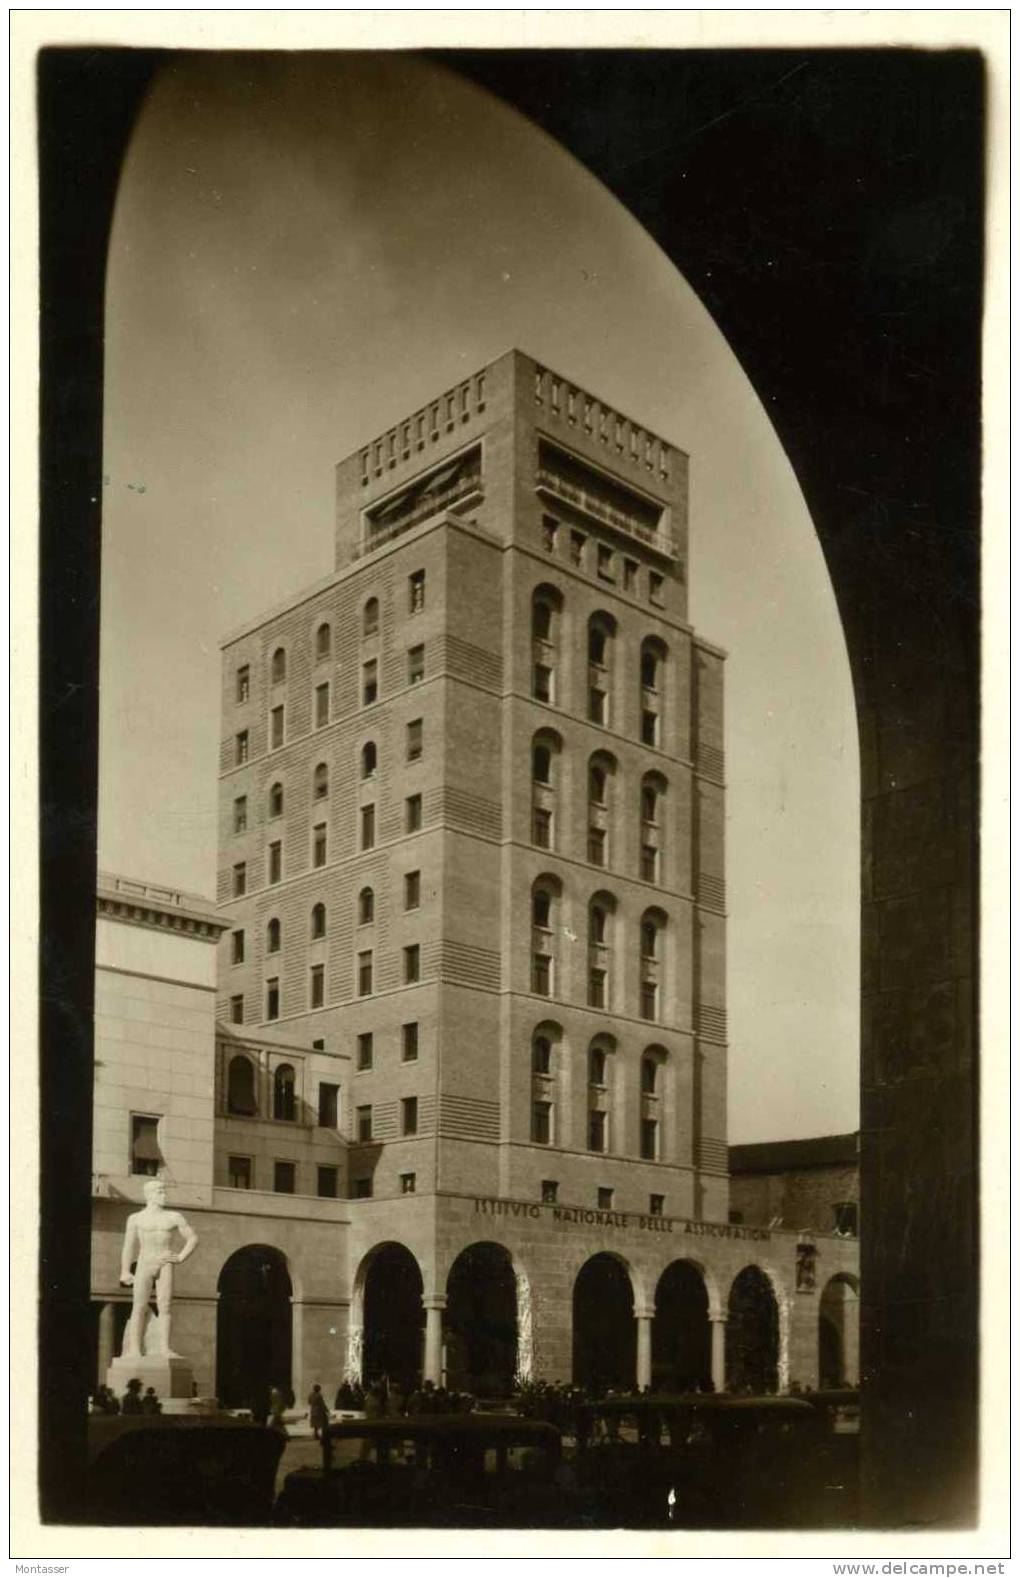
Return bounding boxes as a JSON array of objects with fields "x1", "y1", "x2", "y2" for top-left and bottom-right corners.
[
  {"x1": 422, "y1": 1295, "x2": 446, "y2": 1385},
  {"x1": 708, "y1": 1310, "x2": 727, "y2": 1392},
  {"x1": 634, "y1": 1303, "x2": 655, "y2": 1391}
]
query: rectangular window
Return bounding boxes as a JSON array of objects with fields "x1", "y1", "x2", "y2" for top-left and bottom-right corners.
[
  {"x1": 235, "y1": 730, "x2": 249, "y2": 766},
  {"x1": 401, "y1": 1096, "x2": 418, "y2": 1136},
  {"x1": 533, "y1": 663, "x2": 553, "y2": 704},
  {"x1": 228, "y1": 1155, "x2": 252, "y2": 1190},
  {"x1": 640, "y1": 982, "x2": 658, "y2": 1021},
  {"x1": 273, "y1": 1161, "x2": 296, "y2": 1195},
  {"x1": 570, "y1": 530, "x2": 586, "y2": 566},
  {"x1": 404, "y1": 944, "x2": 421, "y2": 984},
  {"x1": 402, "y1": 1022, "x2": 419, "y2": 1062},
  {"x1": 588, "y1": 968, "x2": 607, "y2": 1010},
  {"x1": 315, "y1": 683, "x2": 330, "y2": 728},
  {"x1": 541, "y1": 1179, "x2": 558, "y2": 1204},
  {"x1": 357, "y1": 951, "x2": 373, "y2": 997},
  {"x1": 641, "y1": 845, "x2": 659, "y2": 883},
  {"x1": 532, "y1": 955, "x2": 551, "y2": 997},
  {"x1": 623, "y1": 559, "x2": 638, "y2": 592},
  {"x1": 409, "y1": 569, "x2": 426, "y2": 613},
  {"x1": 233, "y1": 795, "x2": 248, "y2": 833},
  {"x1": 317, "y1": 1165, "x2": 339, "y2": 1199},
  {"x1": 404, "y1": 870, "x2": 421, "y2": 910},
  {"x1": 236, "y1": 665, "x2": 250, "y2": 703},
  {"x1": 588, "y1": 827, "x2": 607, "y2": 867},
  {"x1": 354, "y1": 1177, "x2": 373, "y2": 1199},
  {"x1": 268, "y1": 841, "x2": 282, "y2": 884},
  {"x1": 589, "y1": 687, "x2": 607, "y2": 726},
  {"x1": 400, "y1": 1172, "x2": 417, "y2": 1195},
  {"x1": 231, "y1": 930, "x2": 245, "y2": 966},
  {"x1": 270, "y1": 705, "x2": 284, "y2": 749},
  {"x1": 266, "y1": 978, "x2": 280, "y2": 1021},
  {"x1": 310, "y1": 963, "x2": 325, "y2": 1010},
  {"x1": 641, "y1": 709, "x2": 659, "y2": 747},
  {"x1": 313, "y1": 822, "x2": 327, "y2": 868},
  {"x1": 406, "y1": 794, "x2": 422, "y2": 833},
  {"x1": 833, "y1": 1201, "x2": 859, "y2": 1236},
  {"x1": 541, "y1": 514, "x2": 558, "y2": 553},
  {"x1": 641, "y1": 1118, "x2": 659, "y2": 1161},
  {"x1": 597, "y1": 1186, "x2": 614, "y2": 1210},
  {"x1": 408, "y1": 645, "x2": 425, "y2": 684},
  {"x1": 356, "y1": 1105, "x2": 373, "y2": 1142},
  {"x1": 649, "y1": 571, "x2": 665, "y2": 606},
  {"x1": 649, "y1": 1193, "x2": 665, "y2": 1217},
  {"x1": 130, "y1": 1114, "x2": 161, "y2": 1177},
  {"x1": 406, "y1": 718, "x2": 423, "y2": 761},
  {"x1": 229, "y1": 994, "x2": 244, "y2": 1025},
  {"x1": 728, "y1": 1210, "x2": 745, "y2": 1225},
  {"x1": 312, "y1": 1037, "x2": 325, "y2": 1052},
  {"x1": 318, "y1": 1083, "x2": 339, "y2": 1127},
  {"x1": 588, "y1": 1111, "x2": 607, "y2": 1153},
  {"x1": 531, "y1": 1101, "x2": 552, "y2": 1145},
  {"x1": 360, "y1": 804, "x2": 375, "y2": 850},
  {"x1": 362, "y1": 660, "x2": 378, "y2": 706},
  {"x1": 533, "y1": 807, "x2": 552, "y2": 849},
  {"x1": 356, "y1": 1032, "x2": 373, "y2": 1071},
  {"x1": 597, "y1": 544, "x2": 615, "y2": 581}
]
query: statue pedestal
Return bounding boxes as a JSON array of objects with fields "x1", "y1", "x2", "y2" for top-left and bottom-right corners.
[{"x1": 107, "y1": 1353, "x2": 194, "y2": 1403}]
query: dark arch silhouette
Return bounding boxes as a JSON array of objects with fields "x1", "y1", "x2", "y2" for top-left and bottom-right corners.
[
  {"x1": 653, "y1": 1260, "x2": 711, "y2": 1393},
  {"x1": 445, "y1": 1242, "x2": 518, "y2": 1398},
  {"x1": 726, "y1": 1265, "x2": 779, "y2": 1395},
  {"x1": 360, "y1": 1243, "x2": 424, "y2": 1388},
  {"x1": 216, "y1": 1245, "x2": 292, "y2": 1410},
  {"x1": 572, "y1": 1253, "x2": 635, "y2": 1393},
  {"x1": 819, "y1": 1274, "x2": 860, "y2": 1389}
]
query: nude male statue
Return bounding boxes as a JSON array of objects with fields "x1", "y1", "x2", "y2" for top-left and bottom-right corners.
[{"x1": 119, "y1": 1177, "x2": 198, "y2": 1358}]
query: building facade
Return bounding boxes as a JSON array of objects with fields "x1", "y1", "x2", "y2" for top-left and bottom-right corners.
[{"x1": 92, "y1": 352, "x2": 858, "y2": 1408}]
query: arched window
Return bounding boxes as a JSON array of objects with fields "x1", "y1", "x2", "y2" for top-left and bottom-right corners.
[
  {"x1": 588, "y1": 751, "x2": 616, "y2": 868},
  {"x1": 227, "y1": 1055, "x2": 257, "y2": 1117},
  {"x1": 268, "y1": 781, "x2": 284, "y2": 819},
  {"x1": 311, "y1": 902, "x2": 326, "y2": 940},
  {"x1": 531, "y1": 875, "x2": 561, "y2": 997},
  {"x1": 588, "y1": 892, "x2": 615, "y2": 1010},
  {"x1": 640, "y1": 772, "x2": 667, "y2": 884},
  {"x1": 639, "y1": 909, "x2": 668, "y2": 1022},
  {"x1": 640, "y1": 1047, "x2": 667, "y2": 1161},
  {"x1": 532, "y1": 1034, "x2": 553, "y2": 1075},
  {"x1": 531, "y1": 728, "x2": 562, "y2": 852},
  {"x1": 315, "y1": 622, "x2": 331, "y2": 660},
  {"x1": 586, "y1": 1036, "x2": 615, "y2": 1154},
  {"x1": 358, "y1": 887, "x2": 375, "y2": 925},
  {"x1": 530, "y1": 1022, "x2": 562, "y2": 1145},
  {"x1": 640, "y1": 636, "x2": 668, "y2": 748},
  {"x1": 266, "y1": 916, "x2": 281, "y2": 954},
  {"x1": 273, "y1": 1063, "x2": 296, "y2": 1122},
  {"x1": 587, "y1": 612, "x2": 617, "y2": 727},
  {"x1": 361, "y1": 741, "x2": 377, "y2": 779},
  {"x1": 531, "y1": 585, "x2": 563, "y2": 705},
  {"x1": 313, "y1": 762, "x2": 329, "y2": 801},
  {"x1": 270, "y1": 647, "x2": 287, "y2": 685},
  {"x1": 363, "y1": 597, "x2": 379, "y2": 637}
]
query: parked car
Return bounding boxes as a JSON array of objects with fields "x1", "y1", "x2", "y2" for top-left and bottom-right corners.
[
  {"x1": 275, "y1": 1414, "x2": 566, "y2": 1528},
  {"x1": 84, "y1": 1418, "x2": 285, "y2": 1525}
]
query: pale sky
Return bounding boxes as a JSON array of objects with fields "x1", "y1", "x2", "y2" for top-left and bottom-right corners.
[{"x1": 99, "y1": 52, "x2": 859, "y2": 1144}]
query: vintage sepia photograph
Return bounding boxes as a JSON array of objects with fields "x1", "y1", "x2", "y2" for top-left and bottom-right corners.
[{"x1": 24, "y1": 14, "x2": 1002, "y2": 1557}]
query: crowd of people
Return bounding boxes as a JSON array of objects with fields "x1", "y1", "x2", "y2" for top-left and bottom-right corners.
[{"x1": 89, "y1": 1379, "x2": 163, "y2": 1416}]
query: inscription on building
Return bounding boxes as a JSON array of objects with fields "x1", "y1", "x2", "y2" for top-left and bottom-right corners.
[{"x1": 472, "y1": 1196, "x2": 770, "y2": 1242}]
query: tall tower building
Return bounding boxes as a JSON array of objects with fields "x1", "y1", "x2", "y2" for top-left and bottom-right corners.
[{"x1": 211, "y1": 352, "x2": 856, "y2": 1395}]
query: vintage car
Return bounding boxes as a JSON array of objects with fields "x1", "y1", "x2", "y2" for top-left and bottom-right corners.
[
  {"x1": 275, "y1": 1414, "x2": 566, "y2": 1528},
  {"x1": 84, "y1": 1417, "x2": 286, "y2": 1525},
  {"x1": 572, "y1": 1393, "x2": 851, "y2": 1529}
]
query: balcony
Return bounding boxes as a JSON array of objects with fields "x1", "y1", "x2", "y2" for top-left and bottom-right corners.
[{"x1": 536, "y1": 466, "x2": 680, "y2": 561}]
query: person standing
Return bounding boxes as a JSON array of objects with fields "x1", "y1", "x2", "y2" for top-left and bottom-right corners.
[{"x1": 308, "y1": 1383, "x2": 330, "y2": 1441}]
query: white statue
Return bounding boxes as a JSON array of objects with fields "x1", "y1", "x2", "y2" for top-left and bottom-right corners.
[{"x1": 118, "y1": 1177, "x2": 198, "y2": 1359}]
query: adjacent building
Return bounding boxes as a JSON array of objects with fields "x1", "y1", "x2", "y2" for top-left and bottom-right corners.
[{"x1": 91, "y1": 351, "x2": 858, "y2": 1407}]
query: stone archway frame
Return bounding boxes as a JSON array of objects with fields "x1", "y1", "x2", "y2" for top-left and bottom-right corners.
[
  {"x1": 438, "y1": 1239, "x2": 534, "y2": 1389},
  {"x1": 347, "y1": 1239, "x2": 426, "y2": 1385},
  {"x1": 652, "y1": 1254, "x2": 720, "y2": 1390},
  {"x1": 818, "y1": 1270, "x2": 861, "y2": 1387},
  {"x1": 724, "y1": 1260, "x2": 791, "y2": 1393}
]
